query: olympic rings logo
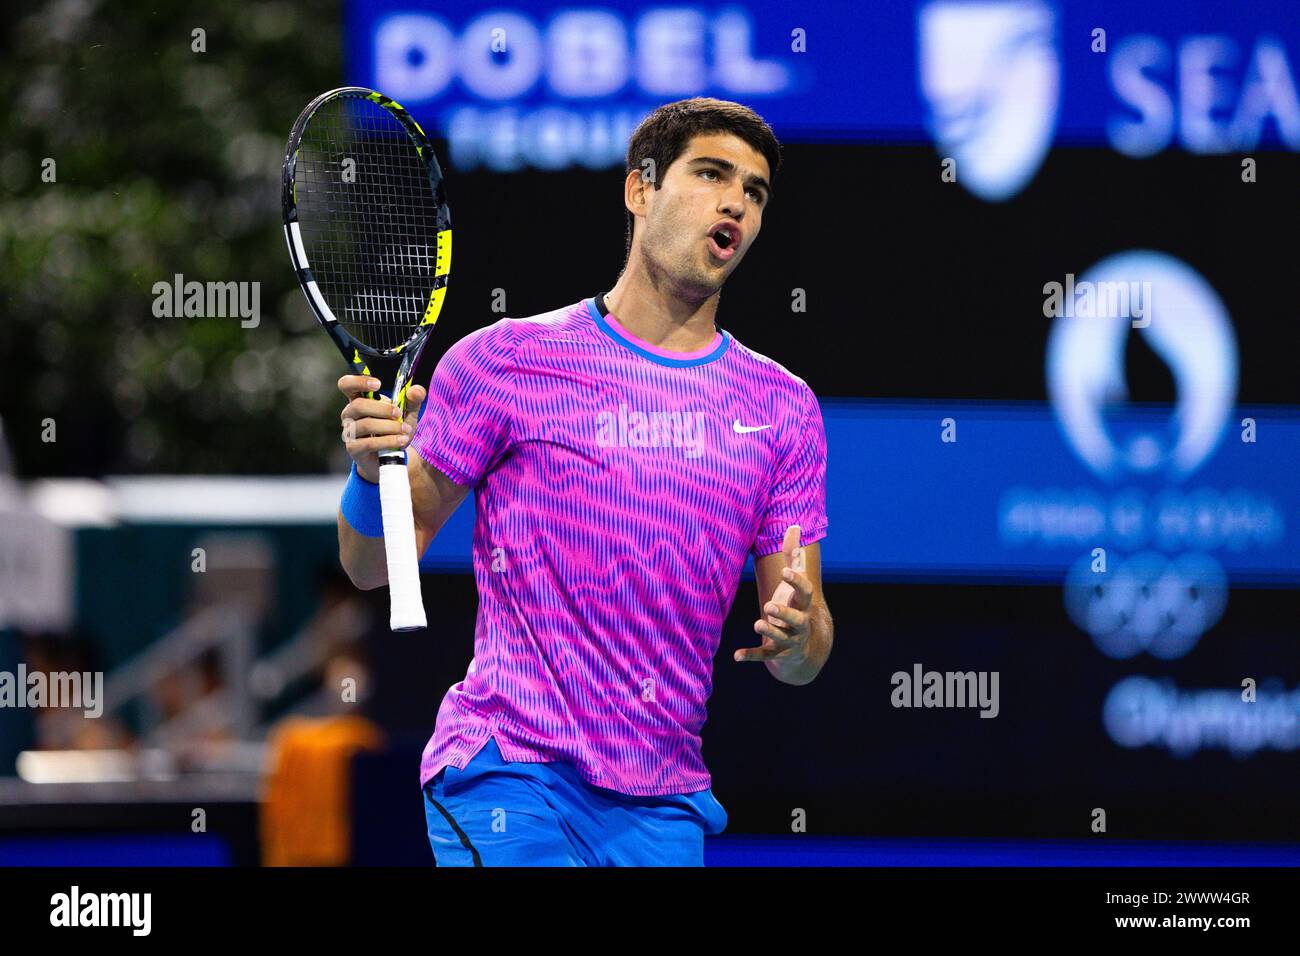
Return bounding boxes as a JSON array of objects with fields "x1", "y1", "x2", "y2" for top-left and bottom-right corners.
[{"x1": 1064, "y1": 551, "x2": 1228, "y2": 660}]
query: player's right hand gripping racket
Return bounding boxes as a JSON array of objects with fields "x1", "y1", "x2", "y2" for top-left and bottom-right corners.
[{"x1": 282, "y1": 87, "x2": 451, "y2": 631}]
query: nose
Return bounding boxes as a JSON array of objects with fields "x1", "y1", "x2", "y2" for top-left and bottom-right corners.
[{"x1": 718, "y1": 184, "x2": 746, "y2": 221}]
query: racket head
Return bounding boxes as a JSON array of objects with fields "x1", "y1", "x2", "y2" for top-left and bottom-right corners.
[{"x1": 282, "y1": 87, "x2": 452, "y2": 408}]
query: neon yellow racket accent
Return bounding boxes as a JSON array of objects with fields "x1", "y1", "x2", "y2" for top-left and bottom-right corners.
[{"x1": 421, "y1": 230, "x2": 453, "y2": 325}]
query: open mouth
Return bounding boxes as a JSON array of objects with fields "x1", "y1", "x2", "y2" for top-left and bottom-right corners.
[{"x1": 707, "y1": 223, "x2": 738, "y2": 260}]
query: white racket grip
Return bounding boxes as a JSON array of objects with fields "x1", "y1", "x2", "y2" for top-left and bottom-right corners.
[{"x1": 379, "y1": 457, "x2": 427, "y2": 631}]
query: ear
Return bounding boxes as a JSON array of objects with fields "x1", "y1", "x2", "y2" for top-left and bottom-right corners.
[{"x1": 624, "y1": 166, "x2": 651, "y2": 220}]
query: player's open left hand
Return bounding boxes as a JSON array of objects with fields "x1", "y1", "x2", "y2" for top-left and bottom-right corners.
[{"x1": 736, "y1": 525, "x2": 811, "y2": 664}]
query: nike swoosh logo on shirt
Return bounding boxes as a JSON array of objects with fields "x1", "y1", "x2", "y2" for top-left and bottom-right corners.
[{"x1": 733, "y1": 420, "x2": 772, "y2": 434}]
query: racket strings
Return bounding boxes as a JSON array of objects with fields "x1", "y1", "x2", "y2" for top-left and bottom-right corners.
[{"x1": 294, "y1": 96, "x2": 444, "y2": 353}]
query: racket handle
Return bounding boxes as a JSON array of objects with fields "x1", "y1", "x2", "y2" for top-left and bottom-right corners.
[{"x1": 378, "y1": 454, "x2": 427, "y2": 631}]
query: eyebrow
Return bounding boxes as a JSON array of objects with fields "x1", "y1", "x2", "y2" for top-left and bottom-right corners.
[{"x1": 686, "y1": 156, "x2": 771, "y2": 200}]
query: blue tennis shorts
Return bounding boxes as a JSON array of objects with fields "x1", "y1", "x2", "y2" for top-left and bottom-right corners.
[{"x1": 422, "y1": 736, "x2": 728, "y2": 866}]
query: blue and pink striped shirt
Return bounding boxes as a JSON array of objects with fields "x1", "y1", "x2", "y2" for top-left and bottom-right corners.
[{"x1": 411, "y1": 297, "x2": 828, "y2": 796}]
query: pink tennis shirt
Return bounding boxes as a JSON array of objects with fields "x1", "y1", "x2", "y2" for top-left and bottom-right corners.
[{"x1": 411, "y1": 296, "x2": 828, "y2": 796}]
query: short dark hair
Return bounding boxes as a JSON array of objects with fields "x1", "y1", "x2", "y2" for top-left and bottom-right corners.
[{"x1": 623, "y1": 97, "x2": 782, "y2": 260}]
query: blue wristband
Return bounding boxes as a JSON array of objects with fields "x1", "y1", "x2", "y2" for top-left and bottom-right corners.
[{"x1": 340, "y1": 462, "x2": 385, "y2": 537}]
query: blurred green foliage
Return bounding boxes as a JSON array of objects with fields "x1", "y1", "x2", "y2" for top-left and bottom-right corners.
[{"x1": 0, "y1": 0, "x2": 352, "y2": 476}]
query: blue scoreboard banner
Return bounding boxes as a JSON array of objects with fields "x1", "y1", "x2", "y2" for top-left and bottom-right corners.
[
  {"x1": 818, "y1": 399, "x2": 1297, "y2": 586},
  {"x1": 346, "y1": 0, "x2": 1300, "y2": 179}
]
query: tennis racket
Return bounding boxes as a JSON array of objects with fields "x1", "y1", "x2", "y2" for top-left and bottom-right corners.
[{"x1": 281, "y1": 87, "x2": 452, "y2": 632}]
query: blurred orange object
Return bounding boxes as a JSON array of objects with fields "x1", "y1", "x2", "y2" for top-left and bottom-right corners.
[{"x1": 260, "y1": 715, "x2": 385, "y2": 866}]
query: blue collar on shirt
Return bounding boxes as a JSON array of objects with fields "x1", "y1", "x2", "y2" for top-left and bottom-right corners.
[{"x1": 584, "y1": 297, "x2": 731, "y2": 368}]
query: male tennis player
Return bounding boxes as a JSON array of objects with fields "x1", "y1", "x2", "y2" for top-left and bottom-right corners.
[{"x1": 336, "y1": 98, "x2": 831, "y2": 866}]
